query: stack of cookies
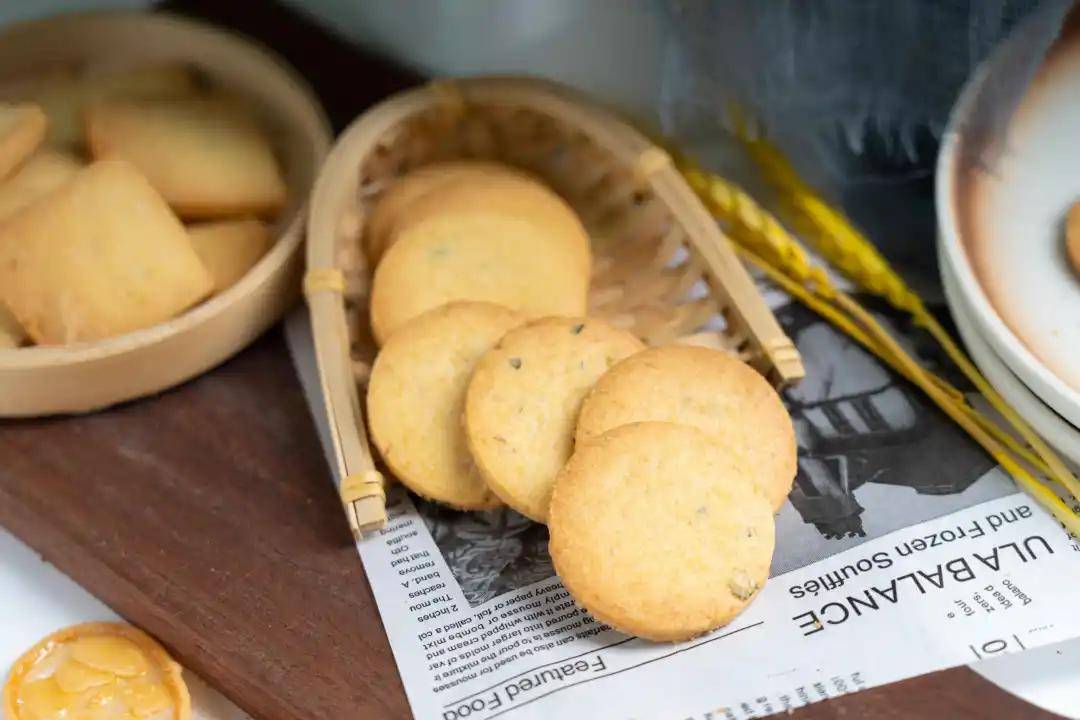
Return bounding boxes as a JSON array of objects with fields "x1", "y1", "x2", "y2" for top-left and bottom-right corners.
[
  {"x1": 364, "y1": 162, "x2": 796, "y2": 642},
  {"x1": 0, "y1": 63, "x2": 284, "y2": 348}
]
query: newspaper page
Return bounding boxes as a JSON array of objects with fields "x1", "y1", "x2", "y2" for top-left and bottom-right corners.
[{"x1": 286, "y1": 295, "x2": 1080, "y2": 720}]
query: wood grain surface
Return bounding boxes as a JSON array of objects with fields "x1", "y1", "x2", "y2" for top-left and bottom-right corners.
[{"x1": 0, "y1": 2, "x2": 1066, "y2": 718}]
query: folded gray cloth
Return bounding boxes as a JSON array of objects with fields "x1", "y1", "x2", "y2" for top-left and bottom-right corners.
[
  {"x1": 658, "y1": 0, "x2": 1070, "y2": 183},
  {"x1": 657, "y1": 0, "x2": 1071, "y2": 297}
]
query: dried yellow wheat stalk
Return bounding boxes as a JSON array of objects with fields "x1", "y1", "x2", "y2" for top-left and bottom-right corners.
[
  {"x1": 681, "y1": 158, "x2": 1080, "y2": 536},
  {"x1": 740, "y1": 134, "x2": 1080, "y2": 508}
]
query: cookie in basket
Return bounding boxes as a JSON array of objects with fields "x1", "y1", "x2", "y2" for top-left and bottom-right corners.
[
  {"x1": 188, "y1": 218, "x2": 272, "y2": 293},
  {"x1": 549, "y1": 421, "x2": 775, "y2": 642},
  {"x1": 0, "y1": 160, "x2": 213, "y2": 344},
  {"x1": 85, "y1": 98, "x2": 286, "y2": 219},
  {"x1": 368, "y1": 195, "x2": 589, "y2": 344},
  {"x1": 465, "y1": 316, "x2": 644, "y2": 522},
  {"x1": 0, "y1": 103, "x2": 47, "y2": 180},
  {"x1": 364, "y1": 160, "x2": 531, "y2": 264},
  {"x1": 367, "y1": 301, "x2": 523, "y2": 509},
  {"x1": 0, "y1": 150, "x2": 81, "y2": 221},
  {"x1": 380, "y1": 165, "x2": 591, "y2": 273},
  {"x1": 576, "y1": 345, "x2": 796, "y2": 510}
]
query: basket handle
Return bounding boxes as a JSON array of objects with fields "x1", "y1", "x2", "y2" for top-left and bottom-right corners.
[{"x1": 304, "y1": 268, "x2": 387, "y2": 537}]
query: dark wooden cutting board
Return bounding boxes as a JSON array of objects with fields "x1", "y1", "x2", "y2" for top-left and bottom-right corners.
[{"x1": 0, "y1": 3, "x2": 1061, "y2": 719}]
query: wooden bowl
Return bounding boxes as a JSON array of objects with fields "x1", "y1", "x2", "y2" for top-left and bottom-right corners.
[
  {"x1": 0, "y1": 11, "x2": 331, "y2": 417},
  {"x1": 305, "y1": 76, "x2": 804, "y2": 535}
]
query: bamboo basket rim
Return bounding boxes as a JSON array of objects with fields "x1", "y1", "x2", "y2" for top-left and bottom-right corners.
[{"x1": 0, "y1": 10, "x2": 333, "y2": 370}]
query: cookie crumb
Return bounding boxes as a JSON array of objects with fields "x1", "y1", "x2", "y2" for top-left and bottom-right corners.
[{"x1": 728, "y1": 569, "x2": 758, "y2": 600}]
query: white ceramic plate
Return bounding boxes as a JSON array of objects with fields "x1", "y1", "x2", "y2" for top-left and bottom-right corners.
[
  {"x1": 936, "y1": 14, "x2": 1080, "y2": 428},
  {"x1": 940, "y1": 243, "x2": 1080, "y2": 466}
]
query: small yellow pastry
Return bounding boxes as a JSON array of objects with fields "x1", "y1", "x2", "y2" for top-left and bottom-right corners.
[
  {"x1": 3, "y1": 621, "x2": 191, "y2": 720},
  {"x1": 188, "y1": 218, "x2": 272, "y2": 293},
  {"x1": 0, "y1": 150, "x2": 81, "y2": 222},
  {"x1": 85, "y1": 98, "x2": 287, "y2": 220},
  {"x1": 0, "y1": 103, "x2": 47, "y2": 181}
]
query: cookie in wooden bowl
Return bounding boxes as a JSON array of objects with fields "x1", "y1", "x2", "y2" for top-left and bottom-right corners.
[
  {"x1": 3, "y1": 621, "x2": 190, "y2": 720},
  {"x1": 188, "y1": 218, "x2": 272, "y2": 293},
  {"x1": 0, "y1": 160, "x2": 213, "y2": 344},
  {"x1": 549, "y1": 421, "x2": 775, "y2": 642},
  {"x1": 367, "y1": 301, "x2": 524, "y2": 509},
  {"x1": 0, "y1": 102, "x2": 46, "y2": 180},
  {"x1": 85, "y1": 98, "x2": 287, "y2": 219},
  {"x1": 0, "y1": 149, "x2": 81, "y2": 221},
  {"x1": 0, "y1": 306, "x2": 23, "y2": 348},
  {"x1": 576, "y1": 345, "x2": 797, "y2": 510},
  {"x1": 465, "y1": 316, "x2": 643, "y2": 522}
]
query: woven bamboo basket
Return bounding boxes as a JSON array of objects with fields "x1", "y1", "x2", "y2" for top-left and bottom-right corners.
[{"x1": 306, "y1": 76, "x2": 804, "y2": 536}]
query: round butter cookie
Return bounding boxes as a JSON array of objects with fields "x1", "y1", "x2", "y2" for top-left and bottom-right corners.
[
  {"x1": 364, "y1": 160, "x2": 530, "y2": 265},
  {"x1": 389, "y1": 170, "x2": 591, "y2": 273},
  {"x1": 465, "y1": 317, "x2": 644, "y2": 522},
  {"x1": 369, "y1": 204, "x2": 589, "y2": 345},
  {"x1": 366, "y1": 301, "x2": 523, "y2": 509},
  {"x1": 549, "y1": 422, "x2": 775, "y2": 642},
  {"x1": 575, "y1": 345, "x2": 796, "y2": 510}
]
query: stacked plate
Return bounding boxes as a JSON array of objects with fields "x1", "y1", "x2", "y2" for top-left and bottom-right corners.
[{"x1": 936, "y1": 13, "x2": 1080, "y2": 466}]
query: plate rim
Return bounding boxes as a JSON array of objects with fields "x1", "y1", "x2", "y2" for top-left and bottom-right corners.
[
  {"x1": 939, "y1": 240, "x2": 1080, "y2": 466},
  {"x1": 935, "y1": 20, "x2": 1080, "y2": 428}
]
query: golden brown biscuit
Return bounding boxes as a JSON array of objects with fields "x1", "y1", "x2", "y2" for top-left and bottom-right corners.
[
  {"x1": 0, "y1": 103, "x2": 47, "y2": 180},
  {"x1": 0, "y1": 150, "x2": 81, "y2": 221},
  {"x1": 549, "y1": 422, "x2": 775, "y2": 641},
  {"x1": 575, "y1": 345, "x2": 796, "y2": 510},
  {"x1": 31, "y1": 63, "x2": 199, "y2": 149},
  {"x1": 465, "y1": 317, "x2": 644, "y2": 522},
  {"x1": 369, "y1": 209, "x2": 589, "y2": 345},
  {"x1": 188, "y1": 218, "x2": 272, "y2": 292},
  {"x1": 1067, "y1": 199, "x2": 1080, "y2": 278},
  {"x1": 85, "y1": 98, "x2": 286, "y2": 219},
  {"x1": 373, "y1": 166, "x2": 591, "y2": 272},
  {"x1": 364, "y1": 160, "x2": 531, "y2": 264},
  {"x1": 367, "y1": 301, "x2": 524, "y2": 509},
  {"x1": 0, "y1": 161, "x2": 213, "y2": 344}
]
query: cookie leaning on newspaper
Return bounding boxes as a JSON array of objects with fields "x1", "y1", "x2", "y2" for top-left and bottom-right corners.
[
  {"x1": 465, "y1": 316, "x2": 644, "y2": 522},
  {"x1": 367, "y1": 301, "x2": 523, "y2": 509},
  {"x1": 575, "y1": 345, "x2": 797, "y2": 510},
  {"x1": 549, "y1": 421, "x2": 776, "y2": 642}
]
